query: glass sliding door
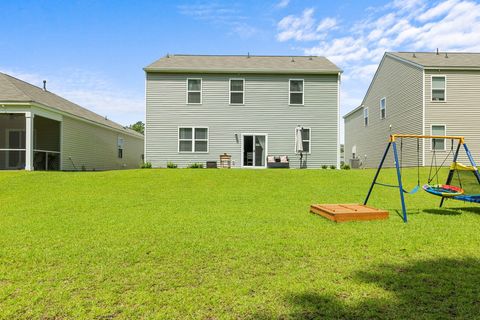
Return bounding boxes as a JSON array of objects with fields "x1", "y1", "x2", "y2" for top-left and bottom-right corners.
[{"x1": 242, "y1": 134, "x2": 266, "y2": 167}]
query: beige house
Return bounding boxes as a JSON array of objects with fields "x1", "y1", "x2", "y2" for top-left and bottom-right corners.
[
  {"x1": 344, "y1": 52, "x2": 480, "y2": 168},
  {"x1": 0, "y1": 72, "x2": 144, "y2": 171}
]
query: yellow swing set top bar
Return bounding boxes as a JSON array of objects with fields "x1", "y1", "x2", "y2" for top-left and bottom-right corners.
[{"x1": 389, "y1": 134, "x2": 465, "y2": 144}]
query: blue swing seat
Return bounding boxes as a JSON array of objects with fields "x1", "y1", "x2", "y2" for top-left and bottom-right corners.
[{"x1": 451, "y1": 194, "x2": 480, "y2": 203}]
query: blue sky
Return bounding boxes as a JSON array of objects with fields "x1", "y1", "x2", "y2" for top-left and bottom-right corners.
[{"x1": 1, "y1": 0, "x2": 480, "y2": 138}]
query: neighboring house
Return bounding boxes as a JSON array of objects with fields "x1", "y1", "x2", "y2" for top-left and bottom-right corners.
[
  {"x1": 0, "y1": 72, "x2": 144, "y2": 171},
  {"x1": 144, "y1": 54, "x2": 341, "y2": 168},
  {"x1": 344, "y1": 52, "x2": 480, "y2": 168}
]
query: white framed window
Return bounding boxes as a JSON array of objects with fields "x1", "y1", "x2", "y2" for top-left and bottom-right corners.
[
  {"x1": 364, "y1": 107, "x2": 369, "y2": 126},
  {"x1": 117, "y1": 136, "x2": 124, "y2": 159},
  {"x1": 178, "y1": 127, "x2": 208, "y2": 153},
  {"x1": 230, "y1": 78, "x2": 244, "y2": 104},
  {"x1": 380, "y1": 97, "x2": 386, "y2": 119},
  {"x1": 289, "y1": 79, "x2": 304, "y2": 105},
  {"x1": 295, "y1": 127, "x2": 311, "y2": 153},
  {"x1": 187, "y1": 78, "x2": 202, "y2": 104},
  {"x1": 431, "y1": 125, "x2": 446, "y2": 151},
  {"x1": 431, "y1": 76, "x2": 446, "y2": 102}
]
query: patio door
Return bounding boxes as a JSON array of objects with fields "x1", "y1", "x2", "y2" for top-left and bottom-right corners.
[
  {"x1": 6, "y1": 129, "x2": 26, "y2": 169},
  {"x1": 242, "y1": 134, "x2": 266, "y2": 167}
]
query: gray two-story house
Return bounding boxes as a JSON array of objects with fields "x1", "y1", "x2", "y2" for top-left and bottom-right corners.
[
  {"x1": 144, "y1": 55, "x2": 341, "y2": 168},
  {"x1": 344, "y1": 52, "x2": 480, "y2": 168}
]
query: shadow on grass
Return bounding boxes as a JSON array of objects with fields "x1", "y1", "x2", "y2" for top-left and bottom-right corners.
[
  {"x1": 424, "y1": 206, "x2": 480, "y2": 216},
  {"x1": 253, "y1": 258, "x2": 480, "y2": 319}
]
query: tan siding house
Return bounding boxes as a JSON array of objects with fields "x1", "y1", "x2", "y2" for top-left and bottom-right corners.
[
  {"x1": 0, "y1": 72, "x2": 144, "y2": 171},
  {"x1": 344, "y1": 52, "x2": 480, "y2": 168},
  {"x1": 145, "y1": 55, "x2": 341, "y2": 169}
]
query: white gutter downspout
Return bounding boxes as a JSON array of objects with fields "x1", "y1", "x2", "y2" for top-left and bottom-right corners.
[{"x1": 337, "y1": 72, "x2": 341, "y2": 169}]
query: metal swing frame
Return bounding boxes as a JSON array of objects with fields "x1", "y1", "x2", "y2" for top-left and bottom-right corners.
[{"x1": 364, "y1": 134, "x2": 480, "y2": 223}]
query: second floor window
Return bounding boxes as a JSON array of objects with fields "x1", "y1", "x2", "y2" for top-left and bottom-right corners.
[
  {"x1": 432, "y1": 76, "x2": 446, "y2": 102},
  {"x1": 364, "y1": 107, "x2": 369, "y2": 126},
  {"x1": 380, "y1": 97, "x2": 386, "y2": 119},
  {"x1": 289, "y1": 79, "x2": 304, "y2": 105},
  {"x1": 187, "y1": 79, "x2": 202, "y2": 104},
  {"x1": 230, "y1": 79, "x2": 244, "y2": 104}
]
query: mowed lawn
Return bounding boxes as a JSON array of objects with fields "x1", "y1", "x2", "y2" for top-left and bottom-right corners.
[{"x1": 0, "y1": 168, "x2": 479, "y2": 319}]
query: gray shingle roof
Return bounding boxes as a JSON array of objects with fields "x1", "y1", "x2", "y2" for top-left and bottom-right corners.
[
  {"x1": 144, "y1": 54, "x2": 342, "y2": 74},
  {"x1": 0, "y1": 72, "x2": 142, "y2": 137},
  {"x1": 388, "y1": 52, "x2": 480, "y2": 69}
]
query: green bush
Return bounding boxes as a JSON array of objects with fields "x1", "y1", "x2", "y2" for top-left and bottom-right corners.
[
  {"x1": 342, "y1": 164, "x2": 351, "y2": 170},
  {"x1": 188, "y1": 163, "x2": 204, "y2": 169},
  {"x1": 141, "y1": 162, "x2": 152, "y2": 169},
  {"x1": 166, "y1": 162, "x2": 177, "y2": 169},
  {"x1": 321, "y1": 165, "x2": 328, "y2": 169},
  {"x1": 330, "y1": 165, "x2": 336, "y2": 170}
]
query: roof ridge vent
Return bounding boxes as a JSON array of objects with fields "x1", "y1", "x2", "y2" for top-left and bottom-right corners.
[
  {"x1": 166, "y1": 53, "x2": 170, "y2": 58},
  {"x1": 43, "y1": 80, "x2": 47, "y2": 91},
  {"x1": 412, "y1": 52, "x2": 416, "y2": 58},
  {"x1": 291, "y1": 57, "x2": 295, "y2": 62},
  {"x1": 247, "y1": 52, "x2": 250, "y2": 58},
  {"x1": 445, "y1": 52, "x2": 448, "y2": 58},
  {"x1": 436, "y1": 48, "x2": 439, "y2": 55},
  {"x1": 309, "y1": 56, "x2": 313, "y2": 60}
]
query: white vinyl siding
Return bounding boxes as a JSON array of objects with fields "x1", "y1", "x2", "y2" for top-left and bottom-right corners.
[
  {"x1": 187, "y1": 78, "x2": 202, "y2": 104},
  {"x1": 289, "y1": 79, "x2": 304, "y2": 105},
  {"x1": 431, "y1": 76, "x2": 446, "y2": 102},
  {"x1": 229, "y1": 79, "x2": 244, "y2": 104},
  {"x1": 380, "y1": 97, "x2": 386, "y2": 119},
  {"x1": 295, "y1": 127, "x2": 311, "y2": 153},
  {"x1": 178, "y1": 127, "x2": 208, "y2": 153},
  {"x1": 431, "y1": 125, "x2": 446, "y2": 151}
]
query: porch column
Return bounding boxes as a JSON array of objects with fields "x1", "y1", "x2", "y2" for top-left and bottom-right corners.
[{"x1": 25, "y1": 112, "x2": 34, "y2": 171}]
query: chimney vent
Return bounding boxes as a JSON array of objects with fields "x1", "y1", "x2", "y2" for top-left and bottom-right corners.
[
  {"x1": 247, "y1": 52, "x2": 250, "y2": 58},
  {"x1": 436, "y1": 48, "x2": 439, "y2": 55},
  {"x1": 291, "y1": 57, "x2": 295, "y2": 62},
  {"x1": 412, "y1": 52, "x2": 416, "y2": 58},
  {"x1": 445, "y1": 52, "x2": 448, "y2": 58},
  {"x1": 43, "y1": 80, "x2": 47, "y2": 91}
]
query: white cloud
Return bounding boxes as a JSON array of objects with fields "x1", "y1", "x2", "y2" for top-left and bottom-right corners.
[
  {"x1": 276, "y1": 0, "x2": 290, "y2": 9},
  {"x1": 277, "y1": 8, "x2": 337, "y2": 42},
  {"x1": 2, "y1": 68, "x2": 143, "y2": 126}
]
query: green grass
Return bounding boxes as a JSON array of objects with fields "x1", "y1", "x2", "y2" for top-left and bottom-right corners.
[{"x1": 0, "y1": 168, "x2": 479, "y2": 319}]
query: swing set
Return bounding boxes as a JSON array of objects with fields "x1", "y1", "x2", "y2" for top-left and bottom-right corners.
[{"x1": 365, "y1": 134, "x2": 480, "y2": 222}]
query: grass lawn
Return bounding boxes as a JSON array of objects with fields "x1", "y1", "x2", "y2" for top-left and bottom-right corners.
[{"x1": 0, "y1": 168, "x2": 479, "y2": 319}]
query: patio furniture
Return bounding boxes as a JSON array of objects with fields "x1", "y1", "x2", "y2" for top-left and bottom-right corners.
[{"x1": 267, "y1": 155, "x2": 289, "y2": 168}]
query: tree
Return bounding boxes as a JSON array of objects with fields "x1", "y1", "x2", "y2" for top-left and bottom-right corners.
[{"x1": 129, "y1": 121, "x2": 145, "y2": 135}]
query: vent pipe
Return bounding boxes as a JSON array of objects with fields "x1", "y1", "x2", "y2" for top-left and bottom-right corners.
[{"x1": 43, "y1": 80, "x2": 47, "y2": 91}]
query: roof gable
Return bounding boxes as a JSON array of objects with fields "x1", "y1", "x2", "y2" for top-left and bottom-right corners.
[{"x1": 388, "y1": 52, "x2": 480, "y2": 69}]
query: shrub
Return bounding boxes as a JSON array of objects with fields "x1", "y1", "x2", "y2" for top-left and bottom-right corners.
[
  {"x1": 342, "y1": 164, "x2": 351, "y2": 170},
  {"x1": 166, "y1": 161, "x2": 177, "y2": 168},
  {"x1": 330, "y1": 165, "x2": 336, "y2": 170},
  {"x1": 321, "y1": 165, "x2": 328, "y2": 169},
  {"x1": 188, "y1": 163, "x2": 204, "y2": 169},
  {"x1": 141, "y1": 162, "x2": 152, "y2": 169}
]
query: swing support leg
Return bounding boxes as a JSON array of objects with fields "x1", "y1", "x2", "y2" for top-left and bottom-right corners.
[
  {"x1": 463, "y1": 143, "x2": 480, "y2": 184},
  {"x1": 392, "y1": 142, "x2": 408, "y2": 222},
  {"x1": 440, "y1": 141, "x2": 462, "y2": 208},
  {"x1": 364, "y1": 142, "x2": 391, "y2": 206}
]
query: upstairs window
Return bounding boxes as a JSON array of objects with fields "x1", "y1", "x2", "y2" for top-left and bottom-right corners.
[
  {"x1": 179, "y1": 127, "x2": 208, "y2": 153},
  {"x1": 230, "y1": 79, "x2": 244, "y2": 104},
  {"x1": 289, "y1": 79, "x2": 304, "y2": 105},
  {"x1": 117, "y1": 137, "x2": 124, "y2": 159},
  {"x1": 432, "y1": 76, "x2": 446, "y2": 102},
  {"x1": 431, "y1": 125, "x2": 446, "y2": 150},
  {"x1": 295, "y1": 127, "x2": 311, "y2": 153},
  {"x1": 187, "y1": 79, "x2": 202, "y2": 104},
  {"x1": 364, "y1": 107, "x2": 369, "y2": 126},
  {"x1": 380, "y1": 97, "x2": 386, "y2": 119}
]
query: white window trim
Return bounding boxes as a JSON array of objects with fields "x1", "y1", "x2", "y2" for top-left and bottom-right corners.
[
  {"x1": 289, "y1": 79, "x2": 304, "y2": 105},
  {"x1": 364, "y1": 107, "x2": 369, "y2": 127},
  {"x1": 430, "y1": 75, "x2": 447, "y2": 103},
  {"x1": 178, "y1": 126, "x2": 209, "y2": 153},
  {"x1": 229, "y1": 78, "x2": 245, "y2": 105},
  {"x1": 430, "y1": 124, "x2": 447, "y2": 151},
  {"x1": 294, "y1": 127, "x2": 312, "y2": 154},
  {"x1": 380, "y1": 97, "x2": 386, "y2": 119},
  {"x1": 186, "y1": 78, "x2": 202, "y2": 104}
]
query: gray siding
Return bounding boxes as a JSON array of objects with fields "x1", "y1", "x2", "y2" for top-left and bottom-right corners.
[
  {"x1": 424, "y1": 70, "x2": 480, "y2": 165},
  {"x1": 344, "y1": 56, "x2": 424, "y2": 168},
  {"x1": 61, "y1": 116, "x2": 144, "y2": 170},
  {"x1": 146, "y1": 73, "x2": 339, "y2": 168}
]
